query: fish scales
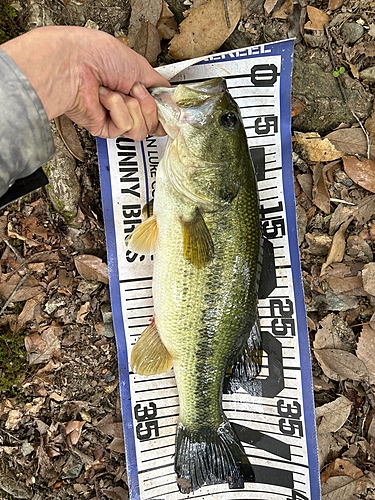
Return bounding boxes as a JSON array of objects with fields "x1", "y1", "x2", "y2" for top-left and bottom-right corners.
[{"x1": 129, "y1": 77, "x2": 261, "y2": 493}]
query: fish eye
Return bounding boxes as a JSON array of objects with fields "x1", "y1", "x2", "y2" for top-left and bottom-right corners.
[{"x1": 220, "y1": 111, "x2": 238, "y2": 131}]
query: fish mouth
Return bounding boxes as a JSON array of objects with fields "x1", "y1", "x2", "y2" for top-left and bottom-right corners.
[{"x1": 150, "y1": 78, "x2": 227, "y2": 138}]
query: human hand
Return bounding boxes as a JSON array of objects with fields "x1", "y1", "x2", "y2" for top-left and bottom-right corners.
[{"x1": 2, "y1": 26, "x2": 170, "y2": 140}]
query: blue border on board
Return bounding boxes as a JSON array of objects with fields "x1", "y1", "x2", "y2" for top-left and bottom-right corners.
[
  {"x1": 96, "y1": 137, "x2": 140, "y2": 499},
  {"x1": 278, "y1": 42, "x2": 321, "y2": 500}
]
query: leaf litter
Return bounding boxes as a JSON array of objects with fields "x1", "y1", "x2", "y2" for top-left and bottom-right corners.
[{"x1": 1, "y1": 0, "x2": 375, "y2": 499}]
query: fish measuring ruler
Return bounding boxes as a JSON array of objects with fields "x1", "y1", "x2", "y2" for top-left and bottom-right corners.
[{"x1": 97, "y1": 39, "x2": 320, "y2": 500}]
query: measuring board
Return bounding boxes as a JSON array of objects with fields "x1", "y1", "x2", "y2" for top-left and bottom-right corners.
[{"x1": 97, "y1": 39, "x2": 320, "y2": 500}]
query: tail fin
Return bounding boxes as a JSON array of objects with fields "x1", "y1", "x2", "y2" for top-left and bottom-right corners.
[{"x1": 175, "y1": 420, "x2": 255, "y2": 493}]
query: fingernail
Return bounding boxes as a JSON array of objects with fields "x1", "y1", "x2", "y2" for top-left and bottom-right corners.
[
  {"x1": 99, "y1": 86, "x2": 109, "y2": 96},
  {"x1": 131, "y1": 82, "x2": 147, "y2": 99}
]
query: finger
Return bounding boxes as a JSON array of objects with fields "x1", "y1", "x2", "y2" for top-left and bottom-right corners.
[
  {"x1": 121, "y1": 95, "x2": 148, "y2": 141},
  {"x1": 98, "y1": 86, "x2": 134, "y2": 138},
  {"x1": 129, "y1": 82, "x2": 161, "y2": 136}
]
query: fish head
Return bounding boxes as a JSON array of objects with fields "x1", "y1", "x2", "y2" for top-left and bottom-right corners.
[{"x1": 151, "y1": 78, "x2": 252, "y2": 209}]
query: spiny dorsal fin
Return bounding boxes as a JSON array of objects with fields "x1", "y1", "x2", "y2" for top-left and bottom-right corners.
[
  {"x1": 130, "y1": 320, "x2": 173, "y2": 375},
  {"x1": 181, "y1": 208, "x2": 214, "y2": 269},
  {"x1": 127, "y1": 215, "x2": 158, "y2": 255}
]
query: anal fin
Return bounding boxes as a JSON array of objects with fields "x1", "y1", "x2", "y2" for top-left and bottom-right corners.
[
  {"x1": 181, "y1": 208, "x2": 214, "y2": 269},
  {"x1": 224, "y1": 321, "x2": 263, "y2": 395},
  {"x1": 130, "y1": 320, "x2": 173, "y2": 375}
]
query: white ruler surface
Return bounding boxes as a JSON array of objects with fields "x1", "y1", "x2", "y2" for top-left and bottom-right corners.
[{"x1": 97, "y1": 39, "x2": 320, "y2": 500}]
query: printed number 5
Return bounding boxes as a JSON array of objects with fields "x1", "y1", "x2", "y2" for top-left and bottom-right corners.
[{"x1": 136, "y1": 420, "x2": 159, "y2": 440}]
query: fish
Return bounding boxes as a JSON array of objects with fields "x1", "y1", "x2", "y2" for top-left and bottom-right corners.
[{"x1": 128, "y1": 77, "x2": 262, "y2": 493}]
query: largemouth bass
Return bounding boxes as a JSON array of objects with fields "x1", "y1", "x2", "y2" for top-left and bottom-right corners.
[{"x1": 128, "y1": 78, "x2": 262, "y2": 493}]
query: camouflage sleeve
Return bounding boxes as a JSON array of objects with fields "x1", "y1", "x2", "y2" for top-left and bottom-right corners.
[{"x1": 0, "y1": 49, "x2": 55, "y2": 198}]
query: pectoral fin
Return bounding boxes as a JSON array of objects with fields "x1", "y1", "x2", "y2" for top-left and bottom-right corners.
[
  {"x1": 130, "y1": 320, "x2": 173, "y2": 375},
  {"x1": 181, "y1": 208, "x2": 214, "y2": 269},
  {"x1": 127, "y1": 215, "x2": 158, "y2": 255}
]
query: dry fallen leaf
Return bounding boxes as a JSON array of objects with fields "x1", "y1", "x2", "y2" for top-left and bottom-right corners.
[
  {"x1": 357, "y1": 314, "x2": 375, "y2": 385},
  {"x1": 77, "y1": 302, "x2": 90, "y2": 324},
  {"x1": 313, "y1": 163, "x2": 331, "y2": 214},
  {"x1": 64, "y1": 420, "x2": 86, "y2": 447},
  {"x1": 314, "y1": 348, "x2": 369, "y2": 382},
  {"x1": 315, "y1": 396, "x2": 352, "y2": 434},
  {"x1": 320, "y1": 218, "x2": 353, "y2": 276},
  {"x1": 54, "y1": 115, "x2": 85, "y2": 162},
  {"x1": 343, "y1": 156, "x2": 375, "y2": 193},
  {"x1": 96, "y1": 414, "x2": 124, "y2": 439},
  {"x1": 320, "y1": 475, "x2": 370, "y2": 499},
  {"x1": 291, "y1": 97, "x2": 306, "y2": 117},
  {"x1": 132, "y1": 20, "x2": 161, "y2": 66},
  {"x1": 304, "y1": 6, "x2": 330, "y2": 31},
  {"x1": 169, "y1": 0, "x2": 241, "y2": 60},
  {"x1": 18, "y1": 296, "x2": 43, "y2": 329},
  {"x1": 127, "y1": 0, "x2": 163, "y2": 48},
  {"x1": 272, "y1": 0, "x2": 293, "y2": 19},
  {"x1": 27, "y1": 325, "x2": 61, "y2": 365},
  {"x1": 263, "y1": 0, "x2": 278, "y2": 16},
  {"x1": 365, "y1": 102, "x2": 375, "y2": 140},
  {"x1": 362, "y1": 262, "x2": 375, "y2": 297},
  {"x1": 293, "y1": 132, "x2": 342, "y2": 162},
  {"x1": 326, "y1": 128, "x2": 375, "y2": 161},
  {"x1": 328, "y1": 0, "x2": 344, "y2": 10},
  {"x1": 321, "y1": 458, "x2": 364, "y2": 484},
  {"x1": 313, "y1": 313, "x2": 356, "y2": 351},
  {"x1": 157, "y1": 0, "x2": 178, "y2": 39},
  {"x1": 74, "y1": 255, "x2": 109, "y2": 284}
]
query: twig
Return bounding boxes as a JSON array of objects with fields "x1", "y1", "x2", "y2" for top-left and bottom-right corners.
[
  {"x1": 223, "y1": 0, "x2": 230, "y2": 29},
  {"x1": 324, "y1": 23, "x2": 371, "y2": 159},
  {"x1": 0, "y1": 274, "x2": 27, "y2": 316}
]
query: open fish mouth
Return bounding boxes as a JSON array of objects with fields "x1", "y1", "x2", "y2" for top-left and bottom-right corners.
[{"x1": 150, "y1": 78, "x2": 228, "y2": 137}]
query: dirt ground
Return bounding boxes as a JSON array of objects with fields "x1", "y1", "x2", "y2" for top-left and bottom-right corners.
[{"x1": 0, "y1": 0, "x2": 375, "y2": 498}]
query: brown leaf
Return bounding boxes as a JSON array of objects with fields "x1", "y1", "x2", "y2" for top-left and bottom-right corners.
[
  {"x1": 362, "y1": 263, "x2": 375, "y2": 297},
  {"x1": 320, "y1": 218, "x2": 353, "y2": 276},
  {"x1": 326, "y1": 275, "x2": 363, "y2": 295},
  {"x1": 27, "y1": 326, "x2": 61, "y2": 365},
  {"x1": 102, "y1": 487, "x2": 129, "y2": 500},
  {"x1": 263, "y1": 0, "x2": 278, "y2": 16},
  {"x1": 291, "y1": 97, "x2": 306, "y2": 117},
  {"x1": 169, "y1": 0, "x2": 241, "y2": 60},
  {"x1": 96, "y1": 414, "x2": 124, "y2": 439},
  {"x1": 320, "y1": 475, "x2": 370, "y2": 498},
  {"x1": 25, "y1": 332, "x2": 46, "y2": 354},
  {"x1": 77, "y1": 302, "x2": 90, "y2": 324},
  {"x1": 328, "y1": 0, "x2": 344, "y2": 9},
  {"x1": 315, "y1": 396, "x2": 352, "y2": 434},
  {"x1": 74, "y1": 255, "x2": 109, "y2": 284},
  {"x1": 304, "y1": 6, "x2": 330, "y2": 31},
  {"x1": 357, "y1": 315, "x2": 375, "y2": 385},
  {"x1": 157, "y1": 0, "x2": 178, "y2": 39},
  {"x1": 108, "y1": 437, "x2": 125, "y2": 453},
  {"x1": 293, "y1": 132, "x2": 342, "y2": 162},
  {"x1": 132, "y1": 20, "x2": 161, "y2": 66},
  {"x1": 349, "y1": 62, "x2": 360, "y2": 79},
  {"x1": 343, "y1": 156, "x2": 375, "y2": 193},
  {"x1": 18, "y1": 296, "x2": 43, "y2": 329},
  {"x1": 313, "y1": 313, "x2": 356, "y2": 351},
  {"x1": 55, "y1": 115, "x2": 85, "y2": 162},
  {"x1": 0, "y1": 274, "x2": 43, "y2": 302},
  {"x1": 314, "y1": 348, "x2": 369, "y2": 382},
  {"x1": 65, "y1": 420, "x2": 86, "y2": 447},
  {"x1": 128, "y1": 0, "x2": 163, "y2": 48},
  {"x1": 321, "y1": 458, "x2": 364, "y2": 484},
  {"x1": 365, "y1": 102, "x2": 375, "y2": 140},
  {"x1": 313, "y1": 163, "x2": 331, "y2": 214},
  {"x1": 272, "y1": 0, "x2": 293, "y2": 19},
  {"x1": 325, "y1": 128, "x2": 375, "y2": 161}
]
